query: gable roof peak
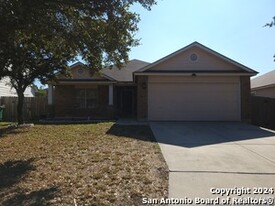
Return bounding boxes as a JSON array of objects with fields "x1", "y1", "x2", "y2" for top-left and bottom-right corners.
[
  {"x1": 136, "y1": 42, "x2": 257, "y2": 75},
  {"x1": 69, "y1": 61, "x2": 86, "y2": 68},
  {"x1": 191, "y1": 41, "x2": 200, "y2": 45}
]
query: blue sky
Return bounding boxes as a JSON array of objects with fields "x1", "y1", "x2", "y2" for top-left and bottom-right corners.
[
  {"x1": 129, "y1": 0, "x2": 275, "y2": 76},
  {"x1": 37, "y1": 0, "x2": 274, "y2": 88}
]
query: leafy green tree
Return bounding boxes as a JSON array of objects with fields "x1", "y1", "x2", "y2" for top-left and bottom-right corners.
[
  {"x1": 0, "y1": 0, "x2": 156, "y2": 124},
  {"x1": 34, "y1": 86, "x2": 47, "y2": 97}
]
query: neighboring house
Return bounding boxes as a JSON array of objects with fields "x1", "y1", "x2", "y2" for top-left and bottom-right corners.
[
  {"x1": 47, "y1": 42, "x2": 257, "y2": 121},
  {"x1": 0, "y1": 77, "x2": 35, "y2": 98},
  {"x1": 251, "y1": 70, "x2": 275, "y2": 98}
]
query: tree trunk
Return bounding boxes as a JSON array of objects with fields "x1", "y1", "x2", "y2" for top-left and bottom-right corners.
[{"x1": 17, "y1": 89, "x2": 25, "y2": 125}]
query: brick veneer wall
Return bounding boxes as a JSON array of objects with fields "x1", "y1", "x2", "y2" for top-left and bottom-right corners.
[
  {"x1": 240, "y1": 76, "x2": 251, "y2": 122},
  {"x1": 136, "y1": 76, "x2": 148, "y2": 120},
  {"x1": 55, "y1": 85, "x2": 75, "y2": 117},
  {"x1": 54, "y1": 85, "x2": 114, "y2": 119}
]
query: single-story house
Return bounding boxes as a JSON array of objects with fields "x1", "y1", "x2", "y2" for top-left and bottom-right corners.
[
  {"x1": 251, "y1": 70, "x2": 275, "y2": 98},
  {"x1": 47, "y1": 42, "x2": 257, "y2": 121}
]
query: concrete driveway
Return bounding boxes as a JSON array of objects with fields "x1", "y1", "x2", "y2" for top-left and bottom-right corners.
[{"x1": 150, "y1": 122, "x2": 275, "y2": 203}]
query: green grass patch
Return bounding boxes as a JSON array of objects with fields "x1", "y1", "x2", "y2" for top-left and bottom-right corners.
[{"x1": 0, "y1": 122, "x2": 13, "y2": 127}]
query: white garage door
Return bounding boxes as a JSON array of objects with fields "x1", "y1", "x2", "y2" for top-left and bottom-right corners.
[{"x1": 148, "y1": 76, "x2": 241, "y2": 121}]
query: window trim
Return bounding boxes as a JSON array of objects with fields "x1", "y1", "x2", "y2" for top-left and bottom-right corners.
[{"x1": 75, "y1": 88, "x2": 98, "y2": 109}]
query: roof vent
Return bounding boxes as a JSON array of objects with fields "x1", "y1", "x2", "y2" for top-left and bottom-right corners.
[
  {"x1": 77, "y1": 68, "x2": 84, "y2": 75},
  {"x1": 190, "y1": 53, "x2": 198, "y2": 62}
]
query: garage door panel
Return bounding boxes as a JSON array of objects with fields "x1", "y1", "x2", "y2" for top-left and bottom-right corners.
[{"x1": 148, "y1": 82, "x2": 240, "y2": 121}]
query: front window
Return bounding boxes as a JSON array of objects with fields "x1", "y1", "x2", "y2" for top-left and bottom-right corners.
[{"x1": 76, "y1": 88, "x2": 98, "y2": 108}]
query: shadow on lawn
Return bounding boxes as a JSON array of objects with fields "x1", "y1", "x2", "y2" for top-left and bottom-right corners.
[
  {"x1": 0, "y1": 159, "x2": 35, "y2": 189},
  {"x1": 0, "y1": 127, "x2": 27, "y2": 138},
  {"x1": 106, "y1": 124, "x2": 156, "y2": 142},
  {"x1": 0, "y1": 159, "x2": 59, "y2": 206},
  {"x1": 1, "y1": 187, "x2": 58, "y2": 206}
]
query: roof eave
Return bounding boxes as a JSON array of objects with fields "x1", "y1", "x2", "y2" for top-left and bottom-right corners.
[
  {"x1": 134, "y1": 72, "x2": 256, "y2": 76},
  {"x1": 251, "y1": 84, "x2": 275, "y2": 90},
  {"x1": 51, "y1": 79, "x2": 116, "y2": 85},
  {"x1": 99, "y1": 73, "x2": 118, "y2": 81},
  {"x1": 136, "y1": 42, "x2": 258, "y2": 74}
]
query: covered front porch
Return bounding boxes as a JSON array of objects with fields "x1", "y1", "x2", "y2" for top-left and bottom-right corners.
[{"x1": 47, "y1": 81, "x2": 137, "y2": 119}]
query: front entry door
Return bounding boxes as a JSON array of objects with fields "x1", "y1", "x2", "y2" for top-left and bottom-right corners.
[{"x1": 118, "y1": 86, "x2": 136, "y2": 117}]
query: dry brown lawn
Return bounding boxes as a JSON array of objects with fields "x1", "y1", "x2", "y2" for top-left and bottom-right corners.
[{"x1": 0, "y1": 122, "x2": 168, "y2": 206}]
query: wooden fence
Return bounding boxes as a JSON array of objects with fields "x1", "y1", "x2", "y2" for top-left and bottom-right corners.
[
  {"x1": 0, "y1": 96, "x2": 48, "y2": 122},
  {"x1": 251, "y1": 96, "x2": 275, "y2": 130}
]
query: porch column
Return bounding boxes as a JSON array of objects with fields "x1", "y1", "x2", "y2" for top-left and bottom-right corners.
[
  {"x1": 108, "y1": 84, "x2": 113, "y2": 106},
  {"x1": 48, "y1": 84, "x2": 53, "y2": 105}
]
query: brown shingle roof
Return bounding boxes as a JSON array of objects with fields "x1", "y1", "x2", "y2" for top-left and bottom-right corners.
[
  {"x1": 251, "y1": 69, "x2": 275, "y2": 89},
  {"x1": 101, "y1": 59, "x2": 150, "y2": 82}
]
